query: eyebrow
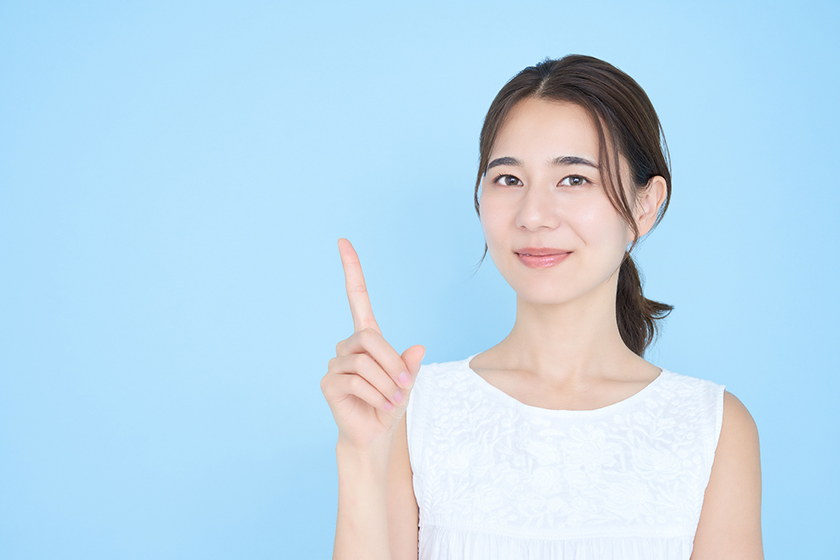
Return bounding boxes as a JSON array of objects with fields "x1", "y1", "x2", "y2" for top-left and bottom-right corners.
[
  {"x1": 486, "y1": 155, "x2": 599, "y2": 172},
  {"x1": 552, "y1": 155, "x2": 598, "y2": 168},
  {"x1": 487, "y1": 156, "x2": 521, "y2": 170}
]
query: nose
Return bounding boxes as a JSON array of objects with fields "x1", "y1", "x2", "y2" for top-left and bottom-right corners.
[{"x1": 515, "y1": 184, "x2": 560, "y2": 231}]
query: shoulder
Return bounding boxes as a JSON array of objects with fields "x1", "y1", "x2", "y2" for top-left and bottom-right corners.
[
  {"x1": 655, "y1": 373, "x2": 758, "y2": 476},
  {"x1": 407, "y1": 356, "x2": 473, "y2": 432},
  {"x1": 656, "y1": 371, "x2": 726, "y2": 425},
  {"x1": 413, "y1": 356, "x2": 473, "y2": 393},
  {"x1": 418, "y1": 356, "x2": 473, "y2": 374},
  {"x1": 691, "y1": 390, "x2": 763, "y2": 558},
  {"x1": 715, "y1": 391, "x2": 760, "y2": 468},
  {"x1": 721, "y1": 391, "x2": 759, "y2": 443},
  {"x1": 715, "y1": 391, "x2": 761, "y2": 484},
  {"x1": 660, "y1": 369, "x2": 724, "y2": 392}
]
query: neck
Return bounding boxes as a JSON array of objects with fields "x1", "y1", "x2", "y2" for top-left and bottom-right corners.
[{"x1": 488, "y1": 271, "x2": 643, "y2": 384}]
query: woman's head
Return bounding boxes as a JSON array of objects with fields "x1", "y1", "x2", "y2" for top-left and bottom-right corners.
[
  {"x1": 475, "y1": 55, "x2": 671, "y2": 243},
  {"x1": 475, "y1": 55, "x2": 673, "y2": 356}
]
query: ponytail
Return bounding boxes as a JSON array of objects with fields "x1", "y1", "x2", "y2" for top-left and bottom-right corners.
[{"x1": 616, "y1": 254, "x2": 672, "y2": 356}]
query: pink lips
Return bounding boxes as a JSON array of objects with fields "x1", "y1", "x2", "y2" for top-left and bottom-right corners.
[{"x1": 515, "y1": 248, "x2": 572, "y2": 269}]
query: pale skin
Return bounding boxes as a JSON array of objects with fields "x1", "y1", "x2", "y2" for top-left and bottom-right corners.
[{"x1": 321, "y1": 97, "x2": 763, "y2": 559}]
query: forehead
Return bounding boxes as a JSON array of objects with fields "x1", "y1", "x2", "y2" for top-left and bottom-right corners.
[{"x1": 491, "y1": 98, "x2": 599, "y2": 161}]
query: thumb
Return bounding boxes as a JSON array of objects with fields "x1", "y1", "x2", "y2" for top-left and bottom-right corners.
[
  {"x1": 392, "y1": 345, "x2": 424, "y2": 416},
  {"x1": 401, "y1": 345, "x2": 425, "y2": 383}
]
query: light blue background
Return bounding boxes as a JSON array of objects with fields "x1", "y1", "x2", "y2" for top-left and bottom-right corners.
[{"x1": 1, "y1": 0, "x2": 837, "y2": 558}]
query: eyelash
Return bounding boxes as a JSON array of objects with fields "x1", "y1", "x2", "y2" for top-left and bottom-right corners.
[
  {"x1": 492, "y1": 174, "x2": 591, "y2": 187},
  {"x1": 493, "y1": 174, "x2": 523, "y2": 187},
  {"x1": 559, "y1": 175, "x2": 590, "y2": 187}
]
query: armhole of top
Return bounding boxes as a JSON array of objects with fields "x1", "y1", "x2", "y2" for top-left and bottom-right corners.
[
  {"x1": 692, "y1": 381, "x2": 727, "y2": 533},
  {"x1": 705, "y1": 383, "x2": 727, "y2": 487},
  {"x1": 405, "y1": 363, "x2": 431, "y2": 509},
  {"x1": 713, "y1": 385, "x2": 725, "y2": 450},
  {"x1": 405, "y1": 364, "x2": 422, "y2": 458}
]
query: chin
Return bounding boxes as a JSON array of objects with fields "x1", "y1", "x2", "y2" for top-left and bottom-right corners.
[
  {"x1": 511, "y1": 283, "x2": 586, "y2": 307},
  {"x1": 508, "y1": 270, "x2": 619, "y2": 308}
]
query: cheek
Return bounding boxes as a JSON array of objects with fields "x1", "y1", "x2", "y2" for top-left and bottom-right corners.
[
  {"x1": 479, "y1": 198, "x2": 517, "y2": 268},
  {"x1": 478, "y1": 196, "x2": 507, "y2": 242},
  {"x1": 576, "y1": 201, "x2": 634, "y2": 248}
]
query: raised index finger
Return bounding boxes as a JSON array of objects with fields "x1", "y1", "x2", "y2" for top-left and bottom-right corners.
[{"x1": 338, "y1": 238, "x2": 380, "y2": 333}]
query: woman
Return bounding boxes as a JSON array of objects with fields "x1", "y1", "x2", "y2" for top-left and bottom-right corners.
[{"x1": 321, "y1": 55, "x2": 762, "y2": 559}]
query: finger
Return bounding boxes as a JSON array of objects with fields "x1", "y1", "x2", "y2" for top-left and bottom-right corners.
[
  {"x1": 338, "y1": 238, "x2": 380, "y2": 333},
  {"x1": 400, "y1": 345, "x2": 425, "y2": 388},
  {"x1": 329, "y1": 353, "x2": 404, "y2": 408},
  {"x1": 336, "y1": 329, "x2": 413, "y2": 389},
  {"x1": 326, "y1": 370, "x2": 396, "y2": 413}
]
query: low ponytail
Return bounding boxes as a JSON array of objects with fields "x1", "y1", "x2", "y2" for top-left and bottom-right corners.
[{"x1": 616, "y1": 254, "x2": 672, "y2": 356}]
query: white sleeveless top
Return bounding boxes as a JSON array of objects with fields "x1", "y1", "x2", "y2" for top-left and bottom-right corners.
[{"x1": 406, "y1": 357, "x2": 725, "y2": 560}]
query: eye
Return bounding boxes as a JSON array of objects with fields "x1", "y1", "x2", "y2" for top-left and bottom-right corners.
[
  {"x1": 493, "y1": 174, "x2": 523, "y2": 187},
  {"x1": 559, "y1": 175, "x2": 590, "y2": 187}
]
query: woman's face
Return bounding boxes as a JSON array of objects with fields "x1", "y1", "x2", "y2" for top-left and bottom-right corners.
[{"x1": 478, "y1": 97, "x2": 639, "y2": 306}]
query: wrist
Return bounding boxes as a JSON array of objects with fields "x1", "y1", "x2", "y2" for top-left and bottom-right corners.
[{"x1": 336, "y1": 438, "x2": 393, "y2": 477}]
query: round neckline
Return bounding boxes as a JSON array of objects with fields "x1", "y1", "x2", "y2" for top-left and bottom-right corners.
[{"x1": 463, "y1": 355, "x2": 667, "y2": 416}]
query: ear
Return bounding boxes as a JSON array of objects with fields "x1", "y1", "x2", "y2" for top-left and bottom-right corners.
[{"x1": 634, "y1": 175, "x2": 668, "y2": 238}]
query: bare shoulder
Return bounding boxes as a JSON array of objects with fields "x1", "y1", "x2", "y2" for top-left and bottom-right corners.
[
  {"x1": 722, "y1": 391, "x2": 759, "y2": 442},
  {"x1": 691, "y1": 391, "x2": 763, "y2": 559},
  {"x1": 386, "y1": 413, "x2": 419, "y2": 560}
]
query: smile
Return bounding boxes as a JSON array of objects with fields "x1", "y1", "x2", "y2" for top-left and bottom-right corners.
[{"x1": 514, "y1": 248, "x2": 572, "y2": 269}]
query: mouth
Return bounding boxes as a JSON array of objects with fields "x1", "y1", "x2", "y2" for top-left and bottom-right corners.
[{"x1": 514, "y1": 248, "x2": 572, "y2": 269}]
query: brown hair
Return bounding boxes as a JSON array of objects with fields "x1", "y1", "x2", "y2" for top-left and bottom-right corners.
[{"x1": 474, "y1": 55, "x2": 672, "y2": 356}]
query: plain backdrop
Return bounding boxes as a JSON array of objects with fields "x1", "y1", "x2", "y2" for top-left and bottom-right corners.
[{"x1": 1, "y1": 0, "x2": 838, "y2": 558}]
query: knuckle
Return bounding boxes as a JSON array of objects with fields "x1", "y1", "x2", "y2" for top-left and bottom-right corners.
[
  {"x1": 335, "y1": 335, "x2": 353, "y2": 356},
  {"x1": 347, "y1": 375, "x2": 363, "y2": 392},
  {"x1": 350, "y1": 283, "x2": 368, "y2": 295},
  {"x1": 388, "y1": 357, "x2": 405, "y2": 378},
  {"x1": 351, "y1": 352, "x2": 371, "y2": 371},
  {"x1": 359, "y1": 328, "x2": 378, "y2": 344}
]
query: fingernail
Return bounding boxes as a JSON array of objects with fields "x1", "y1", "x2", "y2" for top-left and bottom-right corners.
[
  {"x1": 383, "y1": 401, "x2": 395, "y2": 412},
  {"x1": 393, "y1": 390, "x2": 404, "y2": 404},
  {"x1": 398, "y1": 371, "x2": 412, "y2": 388}
]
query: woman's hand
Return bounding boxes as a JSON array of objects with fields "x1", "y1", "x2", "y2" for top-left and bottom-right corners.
[{"x1": 321, "y1": 238, "x2": 424, "y2": 453}]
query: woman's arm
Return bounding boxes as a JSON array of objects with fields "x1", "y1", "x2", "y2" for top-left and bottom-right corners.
[
  {"x1": 326, "y1": 340, "x2": 423, "y2": 560},
  {"x1": 691, "y1": 391, "x2": 763, "y2": 559},
  {"x1": 333, "y1": 439, "x2": 393, "y2": 560},
  {"x1": 322, "y1": 239, "x2": 423, "y2": 560},
  {"x1": 332, "y1": 405, "x2": 419, "y2": 560},
  {"x1": 387, "y1": 414, "x2": 420, "y2": 559}
]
